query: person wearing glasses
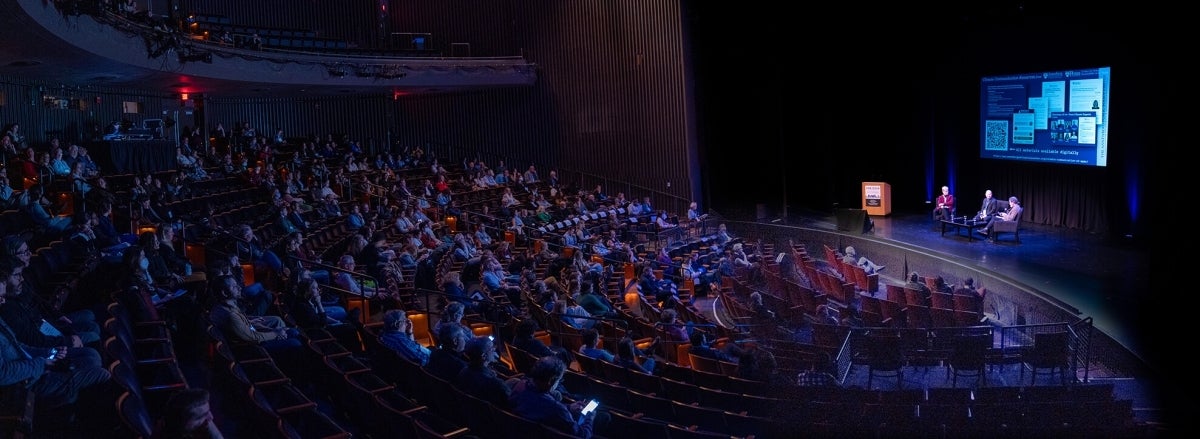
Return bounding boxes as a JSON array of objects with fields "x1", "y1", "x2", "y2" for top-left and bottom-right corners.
[{"x1": 379, "y1": 309, "x2": 430, "y2": 366}]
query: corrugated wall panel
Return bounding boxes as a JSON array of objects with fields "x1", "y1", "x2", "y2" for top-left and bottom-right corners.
[
  {"x1": 204, "y1": 95, "x2": 390, "y2": 154},
  {"x1": 517, "y1": 0, "x2": 694, "y2": 209},
  {"x1": 389, "y1": 89, "x2": 557, "y2": 169},
  {"x1": 380, "y1": 0, "x2": 696, "y2": 213},
  {"x1": 385, "y1": 1, "x2": 516, "y2": 56}
]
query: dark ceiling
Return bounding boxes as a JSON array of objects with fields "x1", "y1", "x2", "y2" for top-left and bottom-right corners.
[{"x1": 0, "y1": 0, "x2": 535, "y2": 98}]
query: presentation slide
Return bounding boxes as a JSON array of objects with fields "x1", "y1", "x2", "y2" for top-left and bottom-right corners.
[{"x1": 979, "y1": 67, "x2": 1110, "y2": 167}]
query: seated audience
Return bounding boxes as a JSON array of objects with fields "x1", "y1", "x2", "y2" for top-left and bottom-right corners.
[
  {"x1": 235, "y1": 223, "x2": 284, "y2": 275},
  {"x1": 208, "y1": 255, "x2": 274, "y2": 318},
  {"x1": 614, "y1": 335, "x2": 656, "y2": 375},
  {"x1": 285, "y1": 278, "x2": 359, "y2": 349},
  {"x1": 578, "y1": 328, "x2": 614, "y2": 363},
  {"x1": 333, "y1": 254, "x2": 378, "y2": 298},
  {"x1": 0, "y1": 264, "x2": 102, "y2": 368},
  {"x1": 688, "y1": 329, "x2": 742, "y2": 363},
  {"x1": 511, "y1": 318, "x2": 572, "y2": 365},
  {"x1": 842, "y1": 246, "x2": 885, "y2": 274},
  {"x1": 379, "y1": 309, "x2": 431, "y2": 366},
  {"x1": 20, "y1": 184, "x2": 72, "y2": 233},
  {"x1": 508, "y1": 356, "x2": 598, "y2": 438},
  {"x1": 454, "y1": 335, "x2": 512, "y2": 408},
  {"x1": 208, "y1": 274, "x2": 302, "y2": 358},
  {"x1": 153, "y1": 388, "x2": 226, "y2": 439},
  {"x1": 424, "y1": 323, "x2": 469, "y2": 382},
  {"x1": 657, "y1": 308, "x2": 690, "y2": 342},
  {"x1": 0, "y1": 270, "x2": 113, "y2": 416},
  {"x1": 433, "y1": 302, "x2": 474, "y2": 343}
]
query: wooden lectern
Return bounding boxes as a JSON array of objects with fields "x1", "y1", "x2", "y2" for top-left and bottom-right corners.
[{"x1": 861, "y1": 182, "x2": 892, "y2": 216}]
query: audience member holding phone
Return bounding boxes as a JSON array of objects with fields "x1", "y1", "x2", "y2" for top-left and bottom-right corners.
[{"x1": 509, "y1": 356, "x2": 605, "y2": 438}]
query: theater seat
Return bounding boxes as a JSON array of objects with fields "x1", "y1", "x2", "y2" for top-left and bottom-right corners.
[{"x1": 990, "y1": 212, "x2": 1022, "y2": 243}]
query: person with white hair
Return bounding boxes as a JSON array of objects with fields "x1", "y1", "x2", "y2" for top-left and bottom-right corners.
[
  {"x1": 731, "y1": 243, "x2": 753, "y2": 267},
  {"x1": 841, "y1": 246, "x2": 885, "y2": 274}
]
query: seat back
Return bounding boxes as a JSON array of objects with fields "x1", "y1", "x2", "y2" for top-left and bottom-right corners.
[
  {"x1": 949, "y1": 333, "x2": 990, "y2": 370},
  {"x1": 116, "y1": 391, "x2": 154, "y2": 439},
  {"x1": 866, "y1": 334, "x2": 904, "y2": 371},
  {"x1": 504, "y1": 342, "x2": 540, "y2": 374},
  {"x1": 952, "y1": 293, "x2": 983, "y2": 314},
  {"x1": 659, "y1": 376, "x2": 699, "y2": 403},
  {"x1": 608, "y1": 409, "x2": 670, "y2": 437},
  {"x1": 671, "y1": 399, "x2": 729, "y2": 433},
  {"x1": 1029, "y1": 331, "x2": 1070, "y2": 367},
  {"x1": 408, "y1": 311, "x2": 434, "y2": 347},
  {"x1": 687, "y1": 352, "x2": 722, "y2": 374},
  {"x1": 491, "y1": 407, "x2": 545, "y2": 439}
]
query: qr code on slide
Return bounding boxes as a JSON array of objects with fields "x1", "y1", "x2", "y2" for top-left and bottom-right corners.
[{"x1": 984, "y1": 120, "x2": 1009, "y2": 151}]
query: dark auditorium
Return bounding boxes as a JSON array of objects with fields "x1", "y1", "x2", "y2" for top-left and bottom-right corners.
[{"x1": 0, "y1": 0, "x2": 1180, "y2": 438}]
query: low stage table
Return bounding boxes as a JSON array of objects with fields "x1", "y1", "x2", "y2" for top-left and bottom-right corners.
[{"x1": 940, "y1": 217, "x2": 985, "y2": 242}]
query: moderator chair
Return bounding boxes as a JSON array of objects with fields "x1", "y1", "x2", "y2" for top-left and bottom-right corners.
[
  {"x1": 990, "y1": 212, "x2": 1022, "y2": 243},
  {"x1": 989, "y1": 199, "x2": 1023, "y2": 243},
  {"x1": 1022, "y1": 331, "x2": 1073, "y2": 385},
  {"x1": 863, "y1": 333, "x2": 905, "y2": 390},
  {"x1": 946, "y1": 333, "x2": 991, "y2": 388}
]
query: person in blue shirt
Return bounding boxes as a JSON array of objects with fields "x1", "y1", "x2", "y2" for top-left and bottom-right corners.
[
  {"x1": 0, "y1": 175, "x2": 14, "y2": 209},
  {"x1": 561, "y1": 229, "x2": 578, "y2": 248},
  {"x1": 346, "y1": 204, "x2": 365, "y2": 230},
  {"x1": 379, "y1": 309, "x2": 431, "y2": 366},
  {"x1": 481, "y1": 258, "x2": 523, "y2": 306},
  {"x1": 473, "y1": 224, "x2": 493, "y2": 250},
  {"x1": 686, "y1": 201, "x2": 701, "y2": 223},
  {"x1": 687, "y1": 329, "x2": 742, "y2": 363},
  {"x1": 50, "y1": 148, "x2": 71, "y2": 177},
  {"x1": 21, "y1": 184, "x2": 71, "y2": 233},
  {"x1": 435, "y1": 189, "x2": 452, "y2": 208},
  {"x1": 578, "y1": 328, "x2": 614, "y2": 363}
]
